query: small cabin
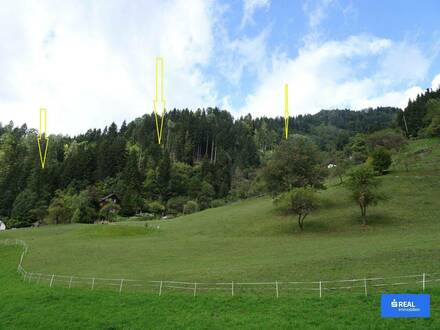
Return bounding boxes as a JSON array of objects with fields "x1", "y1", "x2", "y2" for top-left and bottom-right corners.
[{"x1": 99, "y1": 193, "x2": 120, "y2": 208}]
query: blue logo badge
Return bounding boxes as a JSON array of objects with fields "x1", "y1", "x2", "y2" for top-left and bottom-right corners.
[{"x1": 381, "y1": 294, "x2": 430, "y2": 318}]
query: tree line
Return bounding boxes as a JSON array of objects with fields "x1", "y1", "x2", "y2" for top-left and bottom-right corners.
[
  {"x1": 397, "y1": 87, "x2": 440, "y2": 137},
  {"x1": 0, "y1": 106, "x2": 400, "y2": 228}
]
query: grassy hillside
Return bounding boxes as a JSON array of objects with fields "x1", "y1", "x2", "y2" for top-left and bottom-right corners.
[
  {"x1": 0, "y1": 138, "x2": 439, "y2": 328},
  {"x1": 1, "y1": 139, "x2": 440, "y2": 283}
]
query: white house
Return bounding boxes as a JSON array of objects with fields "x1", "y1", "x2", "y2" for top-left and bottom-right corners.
[{"x1": 0, "y1": 221, "x2": 5, "y2": 231}]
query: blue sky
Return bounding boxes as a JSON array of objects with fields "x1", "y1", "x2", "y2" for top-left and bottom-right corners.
[{"x1": 1, "y1": 0, "x2": 440, "y2": 134}]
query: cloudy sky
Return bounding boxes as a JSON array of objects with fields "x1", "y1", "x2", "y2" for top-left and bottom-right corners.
[{"x1": 1, "y1": 0, "x2": 440, "y2": 135}]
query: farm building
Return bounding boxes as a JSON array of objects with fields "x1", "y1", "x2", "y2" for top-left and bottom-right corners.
[{"x1": 99, "y1": 193, "x2": 120, "y2": 208}]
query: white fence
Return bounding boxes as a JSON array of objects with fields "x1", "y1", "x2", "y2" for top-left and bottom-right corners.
[{"x1": 2, "y1": 239, "x2": 440, "y2": 297}]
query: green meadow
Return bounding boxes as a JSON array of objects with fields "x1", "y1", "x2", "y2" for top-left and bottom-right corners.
[
  {"x1": 1, "y1": 246, "x2": 439, "y2": 329},
  {"x1": 1, "y1": 138, "x2": 440, "y2": 328}
]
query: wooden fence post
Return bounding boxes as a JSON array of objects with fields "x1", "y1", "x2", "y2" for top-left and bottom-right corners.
[
  {"x1": 319, "y1": 281, "x2": 322, "y2": 298},
  {"x1": 364, "y1": 278, "x2": 367, "y2": 296},
  {"x1": 119, "y1": 279, "x2": 124, "y2": 294},
  {"x1": 159, "y1": 281, "x2": 163, "y2": 296},
  {"x1": 50, "y1": 274, "x2": 55, "y2": 288},
  {"x1": 275, "y1": 281, "x2": 279, "y2": 298}
]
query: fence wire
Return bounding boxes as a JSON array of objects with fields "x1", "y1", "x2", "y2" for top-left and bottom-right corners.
[{"x1": 2, "y1": 239, "x2": 439, "y2": 297}]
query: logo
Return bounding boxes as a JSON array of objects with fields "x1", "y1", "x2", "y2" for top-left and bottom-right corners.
[{"x1": 381, "y1": 294, "x2": 430, "y2": 318}]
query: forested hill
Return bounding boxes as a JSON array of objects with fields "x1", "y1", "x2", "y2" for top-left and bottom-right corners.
[
  {"x1": 397, "y1": 87, "x2": 440, "y2": 137},
  {"x1": 0, "y1": 106, "x2": 399, "y2": 227}
]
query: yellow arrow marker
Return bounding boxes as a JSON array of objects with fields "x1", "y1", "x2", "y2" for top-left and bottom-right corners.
[
  {"x1": 284, "y1": 84, "x2": 289, "y2": 139},
  {"x1": 37, "y1": 108, "x2": 49, "y2": 169},
  {"x1": 153, "y1": 57, "x2": 166, "y2": 144}
]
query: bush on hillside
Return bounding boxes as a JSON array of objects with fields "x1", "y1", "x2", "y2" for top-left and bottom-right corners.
[
  {"x1": 365, "y1": 129, "x2": 407, "y2": 152},
  {"x1": 346, "y1": 134, "x2": 369, "y2": 164},
  {"x1": 166, "y1": 196, "x2": 189, "y2": 215},
  {"x1": 99, "y1": 201, "x2": 120, "y2": 222},
  {"x1": 183, "y1": 201, "x2": 199, "y2": 214},
  {"x1": 370, "y1": 148, "x2": 392, "y2": 174},
  {"x1": 197, "y1": 181, "x2": 215, "y2": 210},
  {"x1": 210, "y1": 199, "x2": 226, "y2": 208},
  {"x1": 147, "y1": 201, "x2": 165, "y2": 216},
  {"x1": 10, "y1": 189, "x2": 39, "y2": 227},
  {"x1": 4, "y1": 218, "x2": 21, "y2": 229}
]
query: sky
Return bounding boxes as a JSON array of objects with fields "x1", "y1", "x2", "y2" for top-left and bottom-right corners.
[{"x1": 1, "y1": 0, "x2": 440, "y2": 135}]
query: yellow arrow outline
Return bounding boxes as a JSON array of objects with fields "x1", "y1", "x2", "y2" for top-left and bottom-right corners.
[
  {"x1": 284, "y1": 84, "x2": 289, "y2": 139},
  {"x1": 37, "y1": 108, "x2": 49, "y2": 169},
  {"x1": 153, "y1": 57, "x2": 166, "y2": 144}
]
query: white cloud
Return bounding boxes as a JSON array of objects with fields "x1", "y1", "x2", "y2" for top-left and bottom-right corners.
[
  {"x1": 0, "y1": 0, "x2": 217, "y2": 135},
  {"x1": 238, "y1": 35, "x2": 432, "y2": 118},
  {"x1": 379, "y1": 43, "x2": 430, "y2": 84},
  {"x1": 241, "y1": 0, "x2": 270, "y2": 28},
  {"x1": 1, "y1": 1, "x2": 437, "y2": 136},
  {"x1": 217, "y1": 28, "x2": 270, "y2": 85},
  {"x1": 303, "y1": 0, "x2": 334, "y2": 29},
  {"x1": 432, "y1": 74, "x2": 440, "y2": 90}
]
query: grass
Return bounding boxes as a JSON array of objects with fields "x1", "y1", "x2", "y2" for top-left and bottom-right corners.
[
  {"x1": 1, "y1": 173, "x2": 440, "y2": 281},
  {"x1": 1, "y1": 246, "x2": 438, "y2": 329},
  {"x1": 0, "y1": 138, "x2": 440, "y2": 328}
]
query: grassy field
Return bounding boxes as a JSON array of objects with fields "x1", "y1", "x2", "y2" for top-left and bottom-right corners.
[
  {"x1": 1, "y1": 245, "x2": 438, "y2": 329},
  {"x1": 1, "y1": 140, "x2": 440, "y2": 282},
  {"x1": 0, "y1": 138, "x2": 440, "y2": 328}
]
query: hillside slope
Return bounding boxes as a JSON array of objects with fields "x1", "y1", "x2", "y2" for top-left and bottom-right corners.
[{"x1": 1, "y1": 139, "x2": 439, "y2": 284}]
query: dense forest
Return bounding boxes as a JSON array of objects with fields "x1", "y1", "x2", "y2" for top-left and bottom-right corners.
[
  {"x1": 1, "y1": 98, "x2": 434, "y2": 228},
  {"x1": 397, "y1": 87, "x2": 440, "y2": 137}
]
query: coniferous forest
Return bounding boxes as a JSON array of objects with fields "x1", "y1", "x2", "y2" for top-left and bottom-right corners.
[{"x1": 1, "y1": 90, "x2": 439, "y2": 228}]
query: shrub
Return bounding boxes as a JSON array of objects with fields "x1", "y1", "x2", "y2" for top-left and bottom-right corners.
[
  {"x1": 99, "y1": 201, "x2": 120, "y2": 222},
  {"x1": 183, "y1": 201, "x2": 199, "y2": 214},
  {"x1": 135, "y1": 213, "x2": 155, "y2": 221},
  {"x1": 10, "y1": 189, "x2": 39, "y2": 227},
  {"x1": 4, "y1": 218, "x2": 21, "y2": 229},
  {"x1": 72, "y1": 209, "x2": 81, "y2": 223},
  {"x1": 370, "y1": 148, "x2": 392, "y2": 174},
  {"x1": 148, "y1": 201, "x2": 165, "y2": 216},
  {"x1": 197, "y1": 181, "x2": 215, "y2": 210},
  {"x1": 166, "y1": 196, "x2": 189, "y2": 215},
  {"x1": 210, "y1": 199, "x2": 226, "y2": 208},
  {"x1": 72, "y1": 205, "x2": 97, "y2": 224},
  {"x1": 365, "y1": 129, "x2": 407, "y2": 151}
]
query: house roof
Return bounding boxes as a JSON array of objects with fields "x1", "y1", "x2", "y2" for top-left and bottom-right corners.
[{"x1": 99, "y1": 193, "x2": 120, "y2": 203}]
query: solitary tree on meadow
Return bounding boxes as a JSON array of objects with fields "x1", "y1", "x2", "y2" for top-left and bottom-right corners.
[
  {"x1": 274, "y1": 187, "x2": 319, "y2": 231},
  {"x1": 263, "y1": 135, "x2": 326, "y2": 195},
  {"x1": 346, "y1": 165, "x2": 384, "y2": 225}
]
